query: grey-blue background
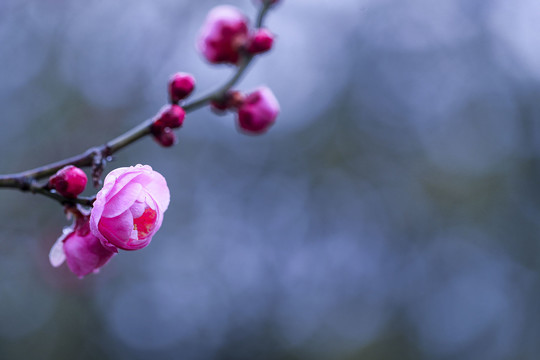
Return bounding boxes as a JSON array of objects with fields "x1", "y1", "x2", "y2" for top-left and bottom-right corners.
[{"x1": 1, "y1": 0, "x2": 539, "y2": 359}]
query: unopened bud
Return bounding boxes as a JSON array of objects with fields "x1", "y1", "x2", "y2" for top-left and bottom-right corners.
[
  {"x1": 168, "y1": 72, "x2": 196, "y2": 103},
  {"x1": 49, "y1": 166, "x2": 88, "y2": 198},
  {"x1": 247, "y1": 29, "x2": 274, "y2": 55},
  {"x1": 154, "y1": 104, "x2": 185, "y2": 129},
  {"x1": 236, "y1": 86, "x2": 279, "y2": 134}
]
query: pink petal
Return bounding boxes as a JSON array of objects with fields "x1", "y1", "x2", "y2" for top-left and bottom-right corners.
[
  {"x1": 90, "y1": 179, "x2": 115, "y2": 235},
  {"x1": 98, "y1": 209, "x2": 134, "y2": 250},
  {"x1": 105, "y1": 170, "x2": 146, "y2": 201},
  {"x1": 129, "y1": 200, "x2": 146, "y2": 219},
  {"x1": 64, "y1": 232, "x2": 116, "y2": 278},
  {"x1": 143, "y1": 171, "x2": 170, "y2": 212},
  {"x1": 49, "y1": 229, "x2": 70, "y2": 267},
  {"x1": 101, "y1": 182, "x2": 143, "y2": 218}
]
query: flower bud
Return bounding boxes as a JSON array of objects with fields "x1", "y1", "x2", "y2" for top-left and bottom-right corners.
[
  {"x1": 154, "y1": 104, "x2": 185, "y2": 129},
  {"x1": 49, "y1": 211, "x2": 115, "y2": 278},
  {"x1": 90, "y1": 165, "x2": 170, "y2": 251},
  {"x1": 247, "y1": 29, "x2": 274, "y2": 55},
  {"x1": 236, "y1": 87, "x2": 279, "y2": 134},
  {"x1": 168, "y1": 72, "x2": 196, "y2": 103},
  {"x1": 152, "y1": 126, "x2": 176, "y2": 147},
  {"x1": 49, "y1": 165, "x2": 88, "y2": 198},
  {"x1": 197, "y1": 5, "x2": 249, "y2": 65}
]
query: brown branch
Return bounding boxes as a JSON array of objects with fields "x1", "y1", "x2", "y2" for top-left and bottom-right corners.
[{"x1": 0, "y1": 3, "x2": 273, "y2": 205}]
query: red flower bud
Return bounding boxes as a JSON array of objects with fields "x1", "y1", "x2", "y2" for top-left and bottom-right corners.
[
  {"x1": 154, "y1": 104, "x2": 185, "y2": 129},
  {"x1": 236, "y1": 87, "x2": 279, "y2": 134},
  {"x1": 247, "y1": 29, "x2": 274, "y2": 55},
  {"x1": 49, "y1": 165, "x2": 88, "y2": 198},
  {"x1": 168, "y1": 72, "x2": 196, "y2": 103},
  {"x1": 197, "y1": 6, "x2": 250, "y2": 65}
]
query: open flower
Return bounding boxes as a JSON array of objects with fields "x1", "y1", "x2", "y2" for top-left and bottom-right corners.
[
  {"x1": 90, "y1": 165, "x2": 170, "y2": 251},
  {"x1": 49, "y1": 208, "x2": 115, "y2": 278}
]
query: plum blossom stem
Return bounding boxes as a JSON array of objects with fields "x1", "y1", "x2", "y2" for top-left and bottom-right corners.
[
  {"x1": 0, "y1": 3, "x2": 273, "y2": 206},
  {"x1": 256, "y1": 1, "x2": 272, "y2": 27}
]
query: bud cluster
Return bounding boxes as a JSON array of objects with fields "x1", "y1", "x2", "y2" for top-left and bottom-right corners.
[
  {"x1": 198, "y1": 5, "x2": 275, "y2": 65},
  {"x1": 211, "y1": 87, "x2": 279, "y2": 134},
  {"x1": 151, "y1": 73, "x2": 195, "y2": 147},
  {"x1": 198, "y1": 4, "x2": 280, "y2": 135},
  {"x1": 152, "y1": 3, "x2": 280, "y2": 145}
]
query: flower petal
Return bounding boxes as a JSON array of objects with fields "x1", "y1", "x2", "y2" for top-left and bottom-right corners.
[
  {"x1": 144, "y1": 171, "x2": 170, "y2": 212},
  {"x1": 49, "y1": 229, "x2": 70, "y2": 267},
  {"x1": 64, "y1": 231, "x2": 116, "y2": 278},
  {"x1": 98, "y1": 209, "x2": 134, "y2": 250},
  {"x1": 130, "y1": 200, "x2": 146, "y2": 219},
  {"x1": 105, "y1": 171, "x2": 145, "y2": 201},
  {"x1": 101, "y1": 182, "x2": 143, "y2": 218}
]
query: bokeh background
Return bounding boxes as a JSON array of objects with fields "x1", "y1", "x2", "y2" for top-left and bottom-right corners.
[{"x1": 1, "y1": 0, "x2": 540, "y2": 359}]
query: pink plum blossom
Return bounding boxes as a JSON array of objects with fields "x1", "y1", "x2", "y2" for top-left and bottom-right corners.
[
  {"x1": 197, "y1": 5, "x2": 249, "y2": 65},
  {"x1": 49, "y1": 209, "x2": 115, "y2": 278},
  {"x1": 237, "y1": 86, "x2": 280, "y2": 134},
  {"x1": 90, "y1": 165, "x2": 170, "y2": 251}
]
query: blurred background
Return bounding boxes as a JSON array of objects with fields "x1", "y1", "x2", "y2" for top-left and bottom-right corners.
[{"x1": 1, "y1": 0, "x2": 540, "y2": 359}]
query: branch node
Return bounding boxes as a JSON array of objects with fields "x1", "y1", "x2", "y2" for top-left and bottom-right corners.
[
  {"x1": 91, "y1": 149, "x2": 106, "y2": 188},
  {"x1": 19, "y1": 177, "x2": 33, "y2": 192}
]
